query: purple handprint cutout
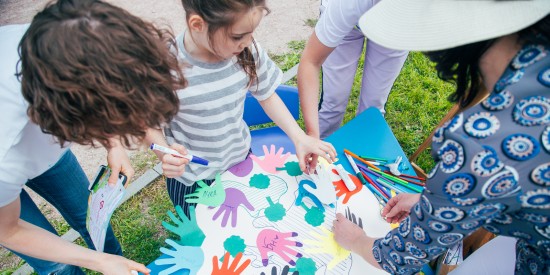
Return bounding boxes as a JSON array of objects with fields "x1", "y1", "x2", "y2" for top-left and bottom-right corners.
[
  {"x1": 250, "y1": 145, "x2": 290, "y2": 174},
  {"x1": 256, "y1": 228, "x2": 303, "y2": 267},
  {"x1": 228, "y1": 155, "x2": 253, "y2": 177},
  {"x1": 210, "y1": 188, "x2": 255, "y2": 227}
]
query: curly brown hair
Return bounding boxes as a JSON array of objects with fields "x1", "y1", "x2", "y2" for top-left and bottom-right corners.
[{"x1": 18, "y1": 0, "x2": 186, "y2": 148}]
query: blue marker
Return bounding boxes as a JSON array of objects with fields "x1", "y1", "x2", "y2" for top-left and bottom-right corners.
[{"x1": 150, "y1": 143, "x2": 209, "y2": 166}]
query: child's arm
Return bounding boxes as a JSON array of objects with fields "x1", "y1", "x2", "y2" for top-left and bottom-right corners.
[
  {"x1": 145, "y1": 128, "x2": 189, "y2": 178},
  {"x1": 297, "y1": 31, "x2": 335, "y2": 139},
  {"x1": 258, "y1": 93, "x2": 337, "y2": 172}
]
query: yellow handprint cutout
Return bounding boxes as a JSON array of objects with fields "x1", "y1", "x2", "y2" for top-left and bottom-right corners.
[{"x1": 304, "y1": 227, "x2": 351, "y2": 270}]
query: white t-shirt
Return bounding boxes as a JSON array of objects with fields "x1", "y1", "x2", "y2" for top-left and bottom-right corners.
[
  {"x1": 0, "y1": 24, "x2": 68, "y2": 207},
  {"x1": 315, "y1": 0, "x2": 379, "y2": 48}
]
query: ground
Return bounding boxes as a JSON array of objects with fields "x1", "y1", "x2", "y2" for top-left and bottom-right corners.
[{"x1": 0, "y1": 0, "x2": 320, "y2": 271}]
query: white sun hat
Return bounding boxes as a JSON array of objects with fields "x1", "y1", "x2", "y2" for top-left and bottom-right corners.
[{"x1": 358, "y1": 0, "x2": 550, "y2": 51}]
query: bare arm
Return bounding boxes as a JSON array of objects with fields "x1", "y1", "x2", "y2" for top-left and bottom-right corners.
[
  {"x1": 297, "y1": 31, "x2": 335, "y2": 138},
  {"x1": 0, "y1": 198, "x2": 149, "y2": 274}
]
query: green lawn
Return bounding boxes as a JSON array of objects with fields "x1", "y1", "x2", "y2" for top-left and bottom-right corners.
[{"x1": 1, "y1": 41, "x2": 455, "y2": 274}]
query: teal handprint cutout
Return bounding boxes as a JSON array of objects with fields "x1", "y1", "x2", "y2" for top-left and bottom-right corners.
[
  {"x1": 301, "y1": 203, "x2": 325, "y2": 227},
  {"x1": 289, "y1": 257, "x2": 317, "y2": 275},
  {"x1": 223, "y1": 235, "x2": 246, "y2": 257},
  {"x1": 184, "y1": 173, "x2": 225, "y2": 207},
  {"x1": 264, "y1": 196, "x2": 286, "y2": 222},
  {"x1": 276, "y1": 161, "x2": 303, "y2": 176},
  {"x1": 155, "y1": 239, "x2": 204, "y2": 275},
  {"x1": 162, "y1": 205, "x2": 205, "y2": 246},
  {"x1": 249, "y1": 173, "x2": 270, "y2": 189}
]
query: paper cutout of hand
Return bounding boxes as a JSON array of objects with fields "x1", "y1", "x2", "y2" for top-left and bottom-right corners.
[
  {"x1": 212, "y1": 252, "x2": 251, "y2": 275},
  {"x1": 303, "y1": 164, "x2": 337, "y2": 205},
  {"x1": 261, "y1": 265, "x2": 298, "y2": 275},
  {"x1": 184, "y1": 173, "x2": 225, "y2": 207},
  {"x1": 256, "y1": 228, "x2": 303, "y2": 266},
  {"x1": 228, "y1": 155, "x2": 254, "y2": 177},
  {"x1": 210, "y1": 188, "x2": 255, "y2": 227},
  {"x1": 250, "y1": 145, "x2": 290, "y2": 174},
  {"x1": 155, "y1": 239, "x2": 204, "y2": 275},
  {"x1": 345, "y1": 207, "x2": 363, "y2": 229},
  {"x1": 304, "y1": 227, "x2": 350, "y2": 270},
  {"x1": 276, "y1": 161, "x2": 303, "y2": 176},
  {"x1": 162, "y1": 205, "x2": 205, "y2": 246},
  {"x1": 295, "y1": 180, "x2": 324, "y2": 211},
  {"x1": 331, "y1": 169, "x2": 362, "y2": 204}
]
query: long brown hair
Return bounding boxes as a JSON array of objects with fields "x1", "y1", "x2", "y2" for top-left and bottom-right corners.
[
  {"x1": 18, "y1": 0, "x2": 186, "y2": 148},
  {"x1": 181, "y1": 0, "x2": 269, "y2": 87},
  {"x1": 425, "y1": 15, "x2": 550, "y2": 108}
]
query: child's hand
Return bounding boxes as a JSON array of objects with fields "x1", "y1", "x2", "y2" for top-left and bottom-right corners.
[
  {"x1": 294, "y1": 134, "x2": 337, "y2": 173},
  {"x1": 160, "y1": 143, "x2": 190, "y2": 178}
]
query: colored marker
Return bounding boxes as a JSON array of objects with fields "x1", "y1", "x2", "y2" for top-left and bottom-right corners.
[
  {"x1": 344, "y1": 149, "x2": 381, "y2": 171},
  {"x1": 345, "y1": 153, "x2": 387, "y2": 204},
  {"x1": 359, "y1": 155, "x2": 390, "y2": 162},
  {"x1": 150, "y1": 143, "x2": 209, "y2": 166},
  {"x1": 334, "y1": 164, "x2": 357, "y2": 192}
]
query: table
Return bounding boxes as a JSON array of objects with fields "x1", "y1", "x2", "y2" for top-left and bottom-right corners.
[
  {"x1": 325, "y1": 107, "x2": 415, "y2": 178},
  {"x1": 146, "y1": 107, "x2": 415, "y2": 275}
]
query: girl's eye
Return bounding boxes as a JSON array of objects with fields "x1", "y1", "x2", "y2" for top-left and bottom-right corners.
[{"x1": 232, "y1": 36, "x2": 244, "y2": 41}]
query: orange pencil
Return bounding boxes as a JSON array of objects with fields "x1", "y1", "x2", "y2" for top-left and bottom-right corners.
[{"x1": 344, "y1": 149, "x2": 381, "y2": 171}]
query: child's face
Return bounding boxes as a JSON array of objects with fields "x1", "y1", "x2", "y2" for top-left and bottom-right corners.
[{"x1": 211, "y1": 7, "x2": 265, "y2": 60}]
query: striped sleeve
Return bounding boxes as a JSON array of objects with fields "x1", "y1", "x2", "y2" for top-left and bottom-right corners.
[{"x1": 250, "y1": 42, "x2": 282, "y2": 101}]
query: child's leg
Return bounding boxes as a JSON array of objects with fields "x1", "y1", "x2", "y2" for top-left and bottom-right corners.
[
  {"x1": 166, "y1": 178, "x2": 215, "y2": 218},
  {"x1": 358, "y1": 40, "x2": 408, "y2": 114},
  {"x1": 319, "y1": 28, "x2": 365, "y2": 139}
]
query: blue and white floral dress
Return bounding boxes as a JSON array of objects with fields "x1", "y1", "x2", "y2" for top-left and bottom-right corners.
[{"x1": 374, "y1": 42, "x2": 550, "y2": 274}]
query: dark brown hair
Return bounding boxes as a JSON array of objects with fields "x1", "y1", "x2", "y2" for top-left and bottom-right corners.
[
  {"x1": 181, "y1": 0, "x2": 269, "y2": 87},
  {"x1": 425, "y1": 15, "x2": 550, "y2": 108},
  {"x1": 18, "y1": 0, "x2": 186, "y2": 148}
]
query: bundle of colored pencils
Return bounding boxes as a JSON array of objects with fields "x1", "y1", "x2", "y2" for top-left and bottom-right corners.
[{"x1": 344, "y1": 149, "x2": 425, "y2": 205}]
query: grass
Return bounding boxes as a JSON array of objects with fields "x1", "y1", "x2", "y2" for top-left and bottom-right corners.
[{"x1": 1, "y1": 40, "x2": 455, "y2": 274}]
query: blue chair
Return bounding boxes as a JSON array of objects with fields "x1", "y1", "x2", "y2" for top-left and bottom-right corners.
[{"x1": 243, "y1": 84, "x2": 299, "y2": 154}]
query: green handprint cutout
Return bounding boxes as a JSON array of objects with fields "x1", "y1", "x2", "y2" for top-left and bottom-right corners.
[
  {"x1": 301, "y1": 203, "x2": 325, "y2": 227},
  {"x1": 264, "y1": 196, "x2": 286, "y2": 222},
  {"x1": 184, "y1": 174, "x2": 225, "y2": 207},
  {"x1": 162, "y1": 205, "x2": 205, "y2": 246},
  {"x1": 249, "y1": 174, "x2": 270, "y2": 189},
  {"x1": 289, "y1": 257, "x2": 317, "y2": 275},
  {"x1": 223, "y1": 235, "x2": 246, "y2": 257},
  {"x1": 276, "y1": 161, "x2": 303, "y2": 176}
]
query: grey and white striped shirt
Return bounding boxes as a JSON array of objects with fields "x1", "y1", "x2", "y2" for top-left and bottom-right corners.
[{"x1": 164, "y1": 33, "x2": 282, "y2": 186}]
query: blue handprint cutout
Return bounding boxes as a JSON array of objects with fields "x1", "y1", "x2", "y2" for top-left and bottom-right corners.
[{"x1": 155, "y1": 239, "x2": 204, "y2": 275}]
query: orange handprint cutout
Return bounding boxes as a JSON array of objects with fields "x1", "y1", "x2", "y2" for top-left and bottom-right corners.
[
  {"x1": 331, "y1": 169, "x2": 363, "y2": 204},
  {"x1": 212, "y1": 252, "x2": 251, "y2": 275}
]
